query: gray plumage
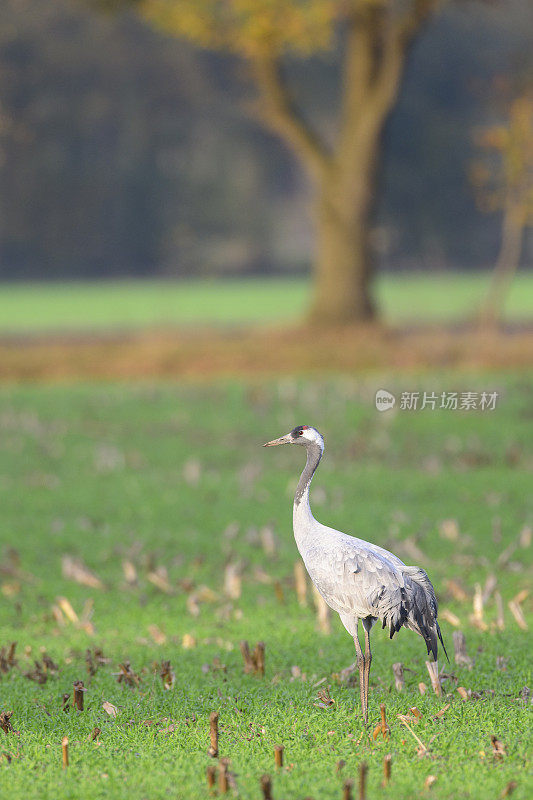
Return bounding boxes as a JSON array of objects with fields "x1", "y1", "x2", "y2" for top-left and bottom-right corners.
[{"x1": 264, "y1": 424, "x2": 447, "y2": 724}]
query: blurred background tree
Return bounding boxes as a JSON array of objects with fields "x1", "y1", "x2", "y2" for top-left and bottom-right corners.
[
  {"x1": 0, "y1": 0, "x2": 531, "y2": 317},
  {"x1": 471, "y1": 94, "x2": 533, "y2": 326},
  {"x1": 107, "y1": 0, "x2": 485, "y2": 323}
]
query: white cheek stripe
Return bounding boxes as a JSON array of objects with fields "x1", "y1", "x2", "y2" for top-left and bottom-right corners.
[{"x1": 302, "y1": 428, "x2": 324, "y2": 448}]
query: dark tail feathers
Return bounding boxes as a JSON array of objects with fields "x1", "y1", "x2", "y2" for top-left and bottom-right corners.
[
  {"x1": 403, "y1": 566, "x2": 449, "y2": 663},
  {"x1": 436, "y1": 621, "x2": 449, "y2": 663}
]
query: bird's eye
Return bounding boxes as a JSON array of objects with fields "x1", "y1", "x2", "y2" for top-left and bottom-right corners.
[{"x1": 299, "y1": 430, "x2": 304, "y2": 436}]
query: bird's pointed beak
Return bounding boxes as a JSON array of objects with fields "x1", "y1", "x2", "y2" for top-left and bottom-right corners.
[{"x1": 263, "y1": 433, "x2": 292, "y2": 447}]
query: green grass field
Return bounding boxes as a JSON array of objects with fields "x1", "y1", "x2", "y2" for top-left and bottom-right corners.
[
  {"x1": 0, "y1": 376, "x2": 531, "y2": 799},
  {"x1": 0, "y1": 272, "x2": 532, "y2": 332}
]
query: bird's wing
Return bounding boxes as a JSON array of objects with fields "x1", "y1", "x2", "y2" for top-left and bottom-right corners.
[{"x1": 303, "y1": 536, "x2": 408, "y2": 629}]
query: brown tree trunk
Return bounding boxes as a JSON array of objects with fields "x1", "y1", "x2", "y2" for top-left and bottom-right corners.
[
  {"x1": 309, "y1": 171, "x2": 377, "y2": 324},
  {"x1": 478, "y1": 203, "x2": 525, "y2": 327},
  {"x1": 250, "y1": 4, "x2": 437, "y2": 326}
]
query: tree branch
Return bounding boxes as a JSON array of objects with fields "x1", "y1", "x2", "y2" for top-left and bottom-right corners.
[
  {"x1": 369, "y1": 0, "x2": 443, "y2": 122},
  {"x1": 340, "y1": 4, "x2": 382, "y2": 132},
  {"x1": 339, "y1": 0, "x2": 443, "y2": 149},
  {"x1": 396, "y1": 0, "x2": 443, "y2": 48},
  {"x1": 250, "y1": 52, "x2": 331, "y2": 181}
]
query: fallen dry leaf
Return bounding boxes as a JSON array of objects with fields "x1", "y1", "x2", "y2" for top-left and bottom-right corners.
[
  {"x1": 0, "y1": 711, "x2": 15, "y2": 735},
  {"x1": 259, "y1": 525, "x2": 277, "y2": 555},
  {"x1": 432, "y1": 704, "x2": 450, "y2": 719},
  {"x1": 439, "y1": 519, "x2": 459, "y2": 541},
  {"x1": 314, "y1": 687, "x2": 335, "y2": 709},
  {"x1": 147, "y1": 567, "x2": 173, "y2": 594},
  {"x1": 159, "y1": 660, "x2": 175, "y2": 690},
  {"x1": 519, "y1": 526, "x2": 532, "y2": 548},
  {"x1": 508, "y1": 600, "x2": 528, "y2": 631},
  {"x1": 148, "y1": 624, "x2": 167, "y2": 645},
  {"x1": 122, "y1": 560, "x2": 138, "y2": 585},
  {"x1": 446, "y1": 579, "x2": 469, "y2": 602},
  {"x1": 491, "y1": 735, "x2": 506, "y2": 760},
  {"x1": 441, "y1": 609, "x2": 461, "y2": 627},
  {"x1": 223, "y1": 562, "x2": 242, "y2": 600},
  {"x1": 102, "y1": 701, "x2": 118, "y2": 717},
  {"x1": 187, "y1": 594, "x2": 200, "y2": 617},
  {"x1": 56, "y1": 596, "x2": 78, "y2": 624},
  {"x1": 183, "y1": 458, "x2": 201, "y2": 486},
  {"x1": 158, "y1": 723, "x2": 179, "y2": 734},
  {"x1": 114, "y1": 661, "x2": 140, "y2": 687},
  {"x1": 62, "y1": 556, "x2": 103, "y2": 590},
  {"x1": 1, "y1": 582, "x2": 20, "y2": 597}
]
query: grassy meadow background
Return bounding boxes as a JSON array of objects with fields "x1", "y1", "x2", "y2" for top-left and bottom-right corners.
[
  {"x1": 0, "y1": 362, "x2": 531, "y2": 798},
  {"x1": 1, "y1": 273, "x2": 533, "y2": 332},
  {"x1": 1, "y1": 0, "x2": 532, "y2": 795}
]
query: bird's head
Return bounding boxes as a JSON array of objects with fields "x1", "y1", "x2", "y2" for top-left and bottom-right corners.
[{"x1": 263, "y1": 425, "x2": 324, "y2": 451}]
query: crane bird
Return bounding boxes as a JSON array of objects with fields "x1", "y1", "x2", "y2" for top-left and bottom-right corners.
[{"x1": 264, "y1": 424, "x2": 447, "y2": 724}]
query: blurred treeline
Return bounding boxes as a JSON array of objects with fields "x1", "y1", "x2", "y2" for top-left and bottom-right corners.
[{"x1": 0, "y1": 0, "x2": 532, "y2": 281}]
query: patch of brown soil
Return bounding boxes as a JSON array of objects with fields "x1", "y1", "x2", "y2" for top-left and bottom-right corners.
[{"x1": 0, "y1": 324, "x2": 531, "y2": 381}]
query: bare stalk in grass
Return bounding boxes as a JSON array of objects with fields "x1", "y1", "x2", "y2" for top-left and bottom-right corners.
[
  {"x1": 453, "y1": 631, "x2": 473, "y2": 668},
  {"x1": 383, "y1": 754, "x2": 392, "y2": 786},
  {"x1": 508, "y1": 590, "x2": 528, "y2": 630},
  {"x1": 274, "y1": 580, "x2": 285, "y2": 604},
  {"x1": 358, "y1": 762, "x2": 368, "y2": 800},
  {"x1": 206, "y1": 765, "x2": 216, "y2": 792},
  {"x1": 240, "y1": 641, "x2": 254, "y2": 674},
  {"x1": 73, "y1": 680, "x2": 85, "y2": 711},
  {"x1": 392, "y1": 662, "x2": 404, "y2": 691},
  {"x1": 294, "y1": 561, "x2": 308, "y2": 607},
  {"x1": 208, "y1": 711, "x2": 219, "y2": 758},
  {"x1": 380, "y1": 704, "x2": 390, "y2": 739},
  {"x1": 89, "y1": 726, "x2": 101, "y2": 742},
  {"x1": 398, "y1": 715, "x2": 428, "y2": 754},
  {"x1": 312, "y1": 585, "x2": 331, "y2": 634},
  {"x1": 471, "y1": 583, "x2": 488, "y2": 630},
  {"x1": 62, "y1": 736, "x2": 69, "y2": 769},
  {"x1": 495, "y1": 592, "x2": 505, "y2": 630},
  {"x1": 425, "y1": 661, "x2": 441, "y2": 697},
  {"x1": 260, "y1": 774, "x2": 273, "y2": 800},
  {"x1": 253, "y1": 641, "x2": 266, "y2": 677},
  {"x1": 218, "y1": 758, "x2": 230, "y2": 793},
  {"x1": 342, "y1": 778, "x2": 353, "y2": 800}
]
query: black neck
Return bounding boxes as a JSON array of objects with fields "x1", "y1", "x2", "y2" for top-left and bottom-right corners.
[{"x1": 294, "y1": 442, "x2": 322, "y2": 506}]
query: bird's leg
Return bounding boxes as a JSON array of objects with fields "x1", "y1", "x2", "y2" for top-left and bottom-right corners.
[
  {"x1": 352, "y1": 623, "x2": 367, "y2": 725},
  {"x1": 362, "y1": 622, "x2": 372, "y2": 726}
]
